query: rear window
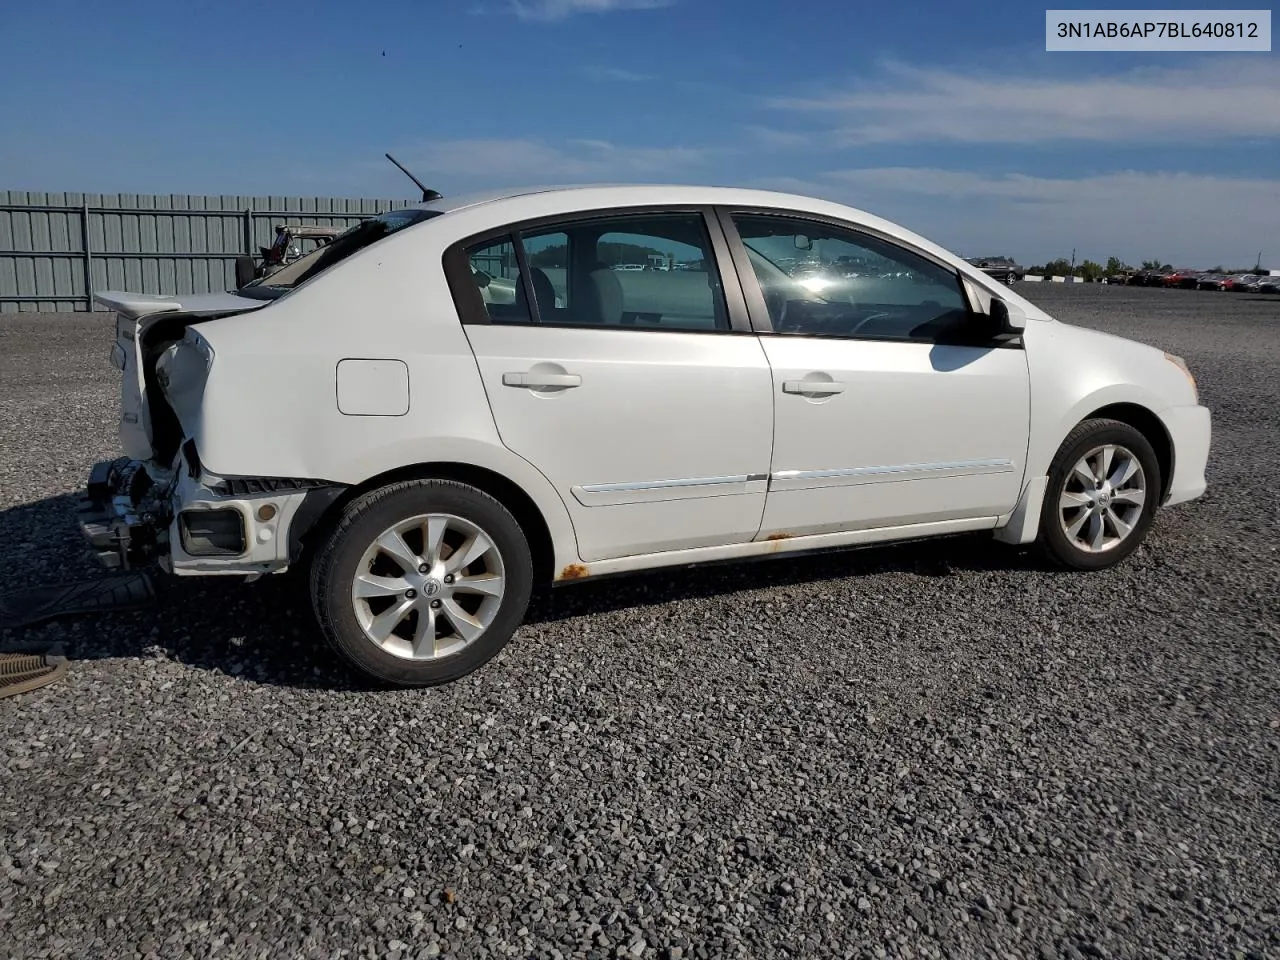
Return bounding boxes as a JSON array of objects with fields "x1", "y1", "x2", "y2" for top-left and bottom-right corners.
[{"x1": 240, "y1": 209, "x2": 441, "y2": 300}]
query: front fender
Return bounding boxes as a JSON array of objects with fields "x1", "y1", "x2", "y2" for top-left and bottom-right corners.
[
  {"x1": 1023, "y1": 321, "x2": 1193, "y2": 481},
  {"x1": 1031, "y1": 383, "x2": 1176, "y2": 479}
]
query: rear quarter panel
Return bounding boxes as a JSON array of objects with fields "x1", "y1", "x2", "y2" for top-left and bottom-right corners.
[{"x1": 187, "y1": 220, "x2": 581, "y2": 572}]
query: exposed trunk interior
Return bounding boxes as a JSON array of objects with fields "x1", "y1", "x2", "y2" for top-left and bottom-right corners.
[{"x1": 137, "y1": 309, "x2": 243, "y2": 465}]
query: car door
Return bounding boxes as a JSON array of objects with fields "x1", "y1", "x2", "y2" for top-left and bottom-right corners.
[
  {"x1": 718, "y1": 209, "x2": 1031, "y2": 539},
  {"x1": 448, "y1": 208, "x2": 773, "y2": 563}
]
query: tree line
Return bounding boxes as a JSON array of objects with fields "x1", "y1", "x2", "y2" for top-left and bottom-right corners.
[{"x1": 1026, "y1": 256, "x2": 1267, "y2": 280}]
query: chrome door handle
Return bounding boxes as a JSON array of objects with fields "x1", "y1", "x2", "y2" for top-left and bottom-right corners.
[
  {"x1": 782, "y1": 380, "x2": 845, "y2": 395},
  {"x1": 502, "y1": 372, "x2": 582, "y2": 388}
]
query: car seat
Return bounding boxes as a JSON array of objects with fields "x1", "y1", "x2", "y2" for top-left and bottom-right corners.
[{"x1": 513, "y1": 266, "x2": 559, "y2": 320}]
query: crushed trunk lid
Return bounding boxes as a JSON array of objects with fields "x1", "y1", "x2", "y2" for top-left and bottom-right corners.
[{"x1": 94, "y1": 290, "x2": 266, "y2": 462}]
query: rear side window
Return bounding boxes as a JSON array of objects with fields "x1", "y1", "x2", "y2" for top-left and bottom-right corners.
[
  {"x1": 451, "y1": 211, "x2": 730, "y2": 332},
  {"x1": 520, "y1": 213, "x2": 727, "y2": 331},
  {"x1": 466, "y1": 236, "x2": 534, "y2": 323}
]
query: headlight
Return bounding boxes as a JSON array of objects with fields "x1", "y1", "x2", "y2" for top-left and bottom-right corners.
[{"x1": 1164, "y1": 352, "x2": 1197, "y2": 401}]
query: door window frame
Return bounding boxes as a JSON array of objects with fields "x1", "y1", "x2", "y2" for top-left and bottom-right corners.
[
  {"x1": 443, "y1": 205, "x2": 755, "y2": 335},
  {"x1": 713, "y1": 206, "x2": 1023, "y2": 349}
]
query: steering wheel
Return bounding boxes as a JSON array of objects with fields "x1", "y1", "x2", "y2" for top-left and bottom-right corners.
[{"x1": 841, "y1": 309, "x2": 894, "y2": 337}]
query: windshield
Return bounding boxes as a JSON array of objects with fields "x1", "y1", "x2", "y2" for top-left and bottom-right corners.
[{"x1": 238, "y1": 208, "x2": 441, "y2": 300}]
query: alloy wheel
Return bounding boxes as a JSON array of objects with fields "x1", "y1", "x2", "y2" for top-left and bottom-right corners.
[
  {"x1": 1058, "y1": 444, "x2": 1147, "y2": 554},
  {"x1": 349, "y1": 513, "x2": 506, "y2": 660}
]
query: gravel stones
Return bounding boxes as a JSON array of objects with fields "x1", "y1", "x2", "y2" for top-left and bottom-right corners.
[{"x1": 1, "y1": 288, "x2": 1277, "y2": 959}]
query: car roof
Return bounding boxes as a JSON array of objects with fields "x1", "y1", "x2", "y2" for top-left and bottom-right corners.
[
  {"x1": 407, "y1": 183, "x2": 873, "y2": 219},
  {"x1": 377, "y1": 182, "x2": 1061, "y2": 325}
]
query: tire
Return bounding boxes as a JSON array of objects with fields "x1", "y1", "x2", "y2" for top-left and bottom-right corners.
[
  {"x1": 310, "y1": 479, "x2": 533, "y2": 686},
  {"x1": 1037, "y1": 418, "x2": 1162, "y2": 571}
]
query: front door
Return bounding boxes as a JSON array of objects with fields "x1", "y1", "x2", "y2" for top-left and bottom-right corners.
[
  {"x1": 722, "y1": 210, "x2": 1031, "y2": 538},
  {"x1": 454, "y1": 210, "x2": 774, "y2": 563}
]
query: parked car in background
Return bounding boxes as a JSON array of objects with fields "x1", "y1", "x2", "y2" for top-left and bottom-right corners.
[
  {"x1": 964, "y1": 256, "x2": 1022, "y2": 284},
  {"x1": 1256, "y1": 276, "x2": 1280, "y2": 294},
  {"x1": 83, "y1": 184, "x2": 1211, "y2": 687},
  {"x1": 1127, "y1": 270, "x2": 1161, "y2": 286},
  {"x1": 1224, "y1": 274, "x2": 1261, "y2": 291},
  {"x1": 1197, "y1": 274, "x2": 1228, "y2": 291},
  {"x1": 1160, "y1": 270, "x2": 1199, "y2": 289}
]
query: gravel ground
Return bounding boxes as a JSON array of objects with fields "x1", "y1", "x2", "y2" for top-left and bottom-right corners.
[{"x1": 1, "y1": 285, "x2": 1277, "y2": 960}]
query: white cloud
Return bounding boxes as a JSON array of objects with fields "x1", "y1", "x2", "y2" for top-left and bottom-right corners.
[
  {"x1": 389, "y1": 137, "x2": 711, "y2": 185},
  {"x1": 581, "y1": 65, "x2": 652, "y2": 82},
  {"x1": 770, "y1": 59, "x2": 1280, "y2": 144},
  {"x1": 741, "y1": 125, "x2": 811, "y2": 148},
  {"x1": 502, "y1": 0, "x2": 674, "y2": 20},
  {"x1": 780, "y1": 167, "x2": 1280, "y2": 267}
]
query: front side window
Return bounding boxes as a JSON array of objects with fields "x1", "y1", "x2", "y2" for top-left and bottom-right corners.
[
  {"x1": 517, "y1": 212, "x2": 729, "y2": 331},
  {"x1": 730, "y1": 213, "x2": 971, "y2": 342}
]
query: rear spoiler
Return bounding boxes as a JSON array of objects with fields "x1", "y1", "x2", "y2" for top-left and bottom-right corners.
[
  {"x1": 93, "y1": 291, "x2": 184, "y2": 320},
  {"x1": 94, "y1": 290, "x2": 267, "y2": 321}
]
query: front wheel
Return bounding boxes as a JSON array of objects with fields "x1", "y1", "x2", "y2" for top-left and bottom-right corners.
[
  {"x1": 1038, "y1": 419, "x2": 1161, "y2": 570},
  {"x1": 310, "y1": 479, "x2": 533, "y2": 686}
]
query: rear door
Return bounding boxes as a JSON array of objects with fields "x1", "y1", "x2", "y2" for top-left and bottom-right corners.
[{"x1": 449, "y1": 208, "x2": 773, "y2": 564}]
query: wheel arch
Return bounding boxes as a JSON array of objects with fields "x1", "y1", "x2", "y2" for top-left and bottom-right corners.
[
  {"x1": 1003, "y1": 399, "x2": 1177, "y2": 546},
  {"x1": 1079, "y1": 402, "x2": 1174, "y2": 501},
  {"x1": 294, "y1": 461, "x2": 567, "y2": 586}
]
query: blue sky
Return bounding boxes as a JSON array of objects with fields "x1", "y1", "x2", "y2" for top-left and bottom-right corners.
[{"x1": 1, "y1": 0, "x2": 1277, "y2": 265}]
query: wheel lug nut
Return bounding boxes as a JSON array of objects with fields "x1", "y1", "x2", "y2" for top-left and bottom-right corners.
[
  {"x1": 418, "y1": 563, "x2": 429, "y2": 573},
  {"x1": 444, "y1": 575, "x2": 454, "y2": 584},
  {"x1": 404, "y1": 589, "x2": 417, "y2": 599},
  {"x1": 430, "y1": 599, "x2": 442, "y2": 609}
]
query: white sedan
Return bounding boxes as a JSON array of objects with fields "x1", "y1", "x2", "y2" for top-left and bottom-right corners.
[{"x1": 85, "y1": 185, "x2": 1211, "y2": 686}]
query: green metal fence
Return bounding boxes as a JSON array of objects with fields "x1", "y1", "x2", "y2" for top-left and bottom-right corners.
[{"x1": 0, "y1": 191, "x2": 415, "y2": 312}]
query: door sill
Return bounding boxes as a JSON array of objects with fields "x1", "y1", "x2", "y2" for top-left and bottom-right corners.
[{"x1": 554, "y1": 516, "x2": 999, "y2": 581}]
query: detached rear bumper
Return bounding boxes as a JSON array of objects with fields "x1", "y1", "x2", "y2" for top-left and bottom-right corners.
[
  {"x1": 78, "y1": 458, "x2": 167, "y2": 570},
  {"x1": 1162, "y1": 404, "x2": 1212, "y2": 506}
]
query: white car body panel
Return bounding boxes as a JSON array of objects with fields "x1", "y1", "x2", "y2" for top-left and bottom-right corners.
[
  {"x1": 1020, "y1": 319, "x2": 1199, "y2": 479},
  {"x1": 464, "y1": 325, "x2": 774, "y2": 562},
  {"x1": 96, "y1": 291, "x2": 266, "y2": 459},
  {"x1": 756, "y1": 336, "x2": 1030, "y2": 538},
  {"x1": 179, "y1": 251, "x2": 583, "y2": 576},
  {"x1": 82, "y1": 183, "x2": 1210, "y2": 583}
]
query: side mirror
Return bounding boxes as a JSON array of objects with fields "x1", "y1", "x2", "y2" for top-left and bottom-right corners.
[
  {"x1": 794, "y1": 234, "x2": 812, "y2": 251},
  {"x1": 473, "y1": 269, "x2": 491, "y2": 289},
  {"x1": 989, "y1": 297, "x2": 1027, "y2": 336}
]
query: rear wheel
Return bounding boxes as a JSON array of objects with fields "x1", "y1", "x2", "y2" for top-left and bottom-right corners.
[
  {"x1": 310, "y1": 479, "x2": 533, "y2": 686},
  {"x1": 1038, "y1": 419, "x2": 1161, "y2": 570}
]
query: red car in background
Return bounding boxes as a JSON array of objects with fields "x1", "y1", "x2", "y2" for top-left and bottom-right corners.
[
  {"x1": 1162, "y1": 270, "x2": 1200, "y2": 288},
  {"x1": 1223, "y1": 274, "x2": 1261, "y2": 291}
]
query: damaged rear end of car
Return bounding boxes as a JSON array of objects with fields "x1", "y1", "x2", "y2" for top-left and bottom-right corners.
[
  {"x1": 80, "y1": 205, "x2": 445, "y2": 580},
  {"x1": 82, "y1": 290, "x2": 330, "y2": 577}
]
